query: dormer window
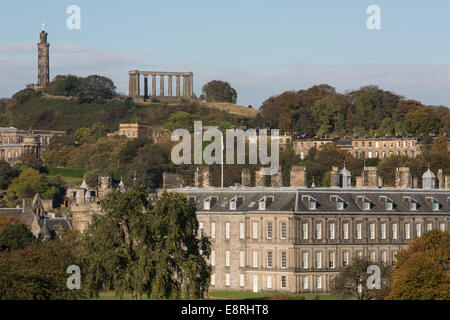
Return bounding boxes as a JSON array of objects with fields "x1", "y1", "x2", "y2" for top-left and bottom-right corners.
[
  {"x1": 386, "y1": 201, "x2": 394, "y2": 211},
  {"x1": 258, "y1": 196, "x2": 273, "y2": 211},
  {"x1": 409, "y1": 201, "x2": 417, "y2": 211},
  {"x1": 356, "y1": 196, "x2": 372, "y2": 211},
  {"x1": 432, "y1": 201, "x2": 440, "y2": 211},
  {"x1": 363, "y1": 200, "x2": 371, "y2": 211},
  {"x1": 203, "y1": 196, "x2": 217, "y2": 210},
  {"x1": 336, "y1": 201, "x2": 344, "y2": 210},
  {"x1": 230, "y1": 201, "x2": 237, "y2": 210},
  {"x1": 331, "y1": 195, "x2": 346, "y2": 210},
  {"x1": 229, "y1": 196, "x2": 243, "y2": 211},
  {"x1": 308, "y1": 199, "x2": 317, "y2": 210}
]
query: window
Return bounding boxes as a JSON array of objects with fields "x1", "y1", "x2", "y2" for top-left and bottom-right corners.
[
  {"x1": 229, "y1": 201, "x2": 236, "y2": 210},
  {"x1": 369, "y1": 223, "x2": 375, "y2": 240},
  {"x1": 405, "y1": 223, "x2": 411, "y2": 240},
  {"x1": 211, "y1": 223, "x2": 216, "y2": 239},
  {"x1": 267, "y1": 276, "x2": 272, "y2": 289},
  {"x1": 225, "y1": 222, "x2": 230, "y2": 239},
  {"x1": 386, "y1": 201, "x2": 394, "y2": 211},
  {"x1": 432, "y1": 202, "x2": 440, "y2": 211},
  {"x1": 225, "y1": 273, "x2": 230, "y2": 287},
  {"x1": 426, "y1": 223, "x2": 433, "y2": 232},
  {"x1": 281, "y1": 252, "x2": 287, "y2": 269},
  {"x1": 356, "y1": 251, "x2": 362, "y2": 259},
  {"x1": 240, "y1": 251, "x2": 245, "y2": 267},
  {"x1": 252, "y1": 222, "x2": 258, "y2": 239},
  {"x1": 225, "y1": 251, "x2": 230, "y2": 267},
  {"x1": 343, "y1": 223, "x2": 349, "y2": 240},
  {"x1": 343, "y1": 252, "x2": 349, "y2": 266},
  {"x1": 211, "y1": 273, "x2": 216, "y2": 286},
  {"x1": 267, "y1": 252, "x2": 273, "y2": 268},
  {"x1": 316, "y1": 252, "x2": 322, "y2": 269},
  {"x1": 415, "y1": 223, "x2": 421, "y2": 237},
  {"x1": 203, "y1": 200, "x2": 210, "y2": 210},
  {"x1": 280, "y1": 222, "x2": 287, "y2": 239},
  {"x1": 375, "y1": 141, "x2": 379, "y2": 148},
  {"x1": 308, "y1": 200, "x2": 317, "y2": 210},
  {"x1": 329, "y1": 252, "x2": 335, "y2": 268},
  {"x1": 392, "y1": 223, "x2": 398, "y2": 240},
  {"x1": 302, "y1": 252, "x2": 308, "y2": 269},
  {"x1": 329, "y1": 223, "x2": 335, "y2": 240},
  {"x1": 337, "y1": 201, "x2": 344, "y2": 210},
  {"x1": 199, "y1": 222, "x2": 204, "y2": 237},
  {"x1": 281, "y1": 276, "x2": 286, "y2": 289},
  {"x1": 267, "y1": 222, "x2": 272, "y2": 239},
  {"x1": 316, "y1": 276, "x2": 322, "y2": 289},
  {"x1": 381, "y1": 223, "x2": 386, "y2": 240},
  {"x1": 211, "y1": 250, "x2": 216, "y2": 266},
  {"x1": 258, "y1": 201, "x2": 266, "y2": 210},
  {"x1": 302, "y1": 276, "x2": 309, "y2": 290},
  {"x1": 381, "y1": 251, "x2": 387, "y2": 264},
  {"x1": 440, "y1": 223, "x2": 446, "y2": 232},
  {"x1": 356, "y1": 223, "x2": 362, "y2": 239},
  {"x1": 302, "y1": 223, "x2": 308, "y2": 240},
  {"x1": 363, "y1": 201, "x2": 371, "y2": 211},
  {"x1": 240, "y1": 222, "x2": 245, "y2": 239},
  {"x1": 370, "y1": 251, "x2": 376, "y2": 262},
  {"x1": 240, "y1": 274, "x2": 245, "y2": 287},
  {"x1": 392, "y1": 251, "x2": 397, "y2": 263},
  {"x1": 315, "y1": 223, "x2": 322, "y2": 240},
  {"x1": 253, "y1": 251, "x2": 258, "y2": 268},
  {"x1": 409, "y1": 201, "x2": 417, "y2": 211}
]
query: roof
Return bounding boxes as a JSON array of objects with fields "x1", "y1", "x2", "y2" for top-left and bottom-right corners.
[{"x1": 170, "y1": 186, "x2": 450, "y2": 215}]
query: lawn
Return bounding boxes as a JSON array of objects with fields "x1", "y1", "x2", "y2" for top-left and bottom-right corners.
[{"x1": 97, "y1": 291, "x2": 336, "y2": 300}]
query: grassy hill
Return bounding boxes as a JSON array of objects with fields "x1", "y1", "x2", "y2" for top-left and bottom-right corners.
[{"x1": 202, "y1": 102, "x2": 259, "y2": 118}]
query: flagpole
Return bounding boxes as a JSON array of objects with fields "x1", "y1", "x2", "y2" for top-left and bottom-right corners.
[{"x1": 221, "y1": 131, "x2": 224, "y2": 188}]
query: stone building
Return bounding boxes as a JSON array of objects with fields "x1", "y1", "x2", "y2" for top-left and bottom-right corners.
[
  {"x1": 27, "y1": 27, "x2": 50, "y2": 90},
  {"x1": 293, "y1": 136, "x2": 428, "y2": 160},
  {"x1": 0, "y1": 127, "x2": 65, "y2": 165},
  {"x1": 0, "y1": 193, "x2": 72, "y2": 241},
  {"x1": 65, "y1": 174, "x2": 124, "y2": 233},
  {"x1": 169, "y1": 167, "x2": 450, "y2": 293}
]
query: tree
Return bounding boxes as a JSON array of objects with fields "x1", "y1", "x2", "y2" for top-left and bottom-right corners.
[
  {"x1": 0, "y1": 230, "x2": 90, "y2": 300},
  {"x1": 330, "y1": 257, "x2": 392, "y2": 300},
  {"x1": 202, "y1": 80, "x2": 237, "y2": 104},
  {"x1": 0, "y1": 216, "x2": 22, "y2": 230},
  {"x1": 0, "y1": 223, "x2": 35, "y2": 251},
  {"x1": 19, "y1": 150, "x2": 43, "y2": 170},
  {"x1": 0, "y1": 160, "x2": 14, "y2": 190},
  {"x1": 83, "y1": 188, "x2": 210, "y2": 300},
  {"x1": 6, "y1": 169, "x2": 57, "y2": 206},
  {"x1": 387, "y1": 230, "x2": 449, "y2": 300},
  {"x1": 47, "y1": 75, "x2": 84, "y2": 97},
  {"x1": 164, "y1": 111, "x2": 194, "y2": 132},
  {"x1": 81, "y1": 75, "x2": 117, "y2": 100}
]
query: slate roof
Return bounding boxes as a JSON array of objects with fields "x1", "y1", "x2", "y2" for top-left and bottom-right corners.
[{"x1": 170, "y1": 187, "x2": 450, "y2": 215}]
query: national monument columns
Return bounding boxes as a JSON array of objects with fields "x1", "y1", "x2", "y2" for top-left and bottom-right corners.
[{"x1": 128, "y1": 70, "x2": 194, "y2": 100}]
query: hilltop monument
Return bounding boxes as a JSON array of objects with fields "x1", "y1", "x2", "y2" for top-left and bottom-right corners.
[{"x1": 38, "y1": 24, "x2": 50, "y2": 87}]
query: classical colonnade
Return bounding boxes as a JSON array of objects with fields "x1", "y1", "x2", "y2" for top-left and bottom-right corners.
[{"x1": 128, "y1": 70, "x2": 194, "y2": 98}]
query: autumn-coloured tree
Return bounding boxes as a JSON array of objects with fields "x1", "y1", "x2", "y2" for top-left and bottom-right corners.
[
  {"x1": 387, "y1": 230, "x2": 450, "y2": 300},
  {"x1": 202, "y1": 80, "x2": 237, "y2": 104}
]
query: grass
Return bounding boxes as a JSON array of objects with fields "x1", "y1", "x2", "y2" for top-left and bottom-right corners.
[
  {"x1": 208, "y1": 290, "x2": 335, "y2": 300},
  {"x1": 203, "y1": 102, "x2": 260, "y2": 118},
  {"x1": 97, "y1": 291, "x2": 336, "y2": 300}
]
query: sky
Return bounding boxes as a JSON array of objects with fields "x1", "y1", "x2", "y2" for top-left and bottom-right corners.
[{"x1": 1, "y1": 0, "x2": 450, "y2": 108}]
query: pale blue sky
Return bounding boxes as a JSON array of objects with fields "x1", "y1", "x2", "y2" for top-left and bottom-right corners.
[{"x1": 1, "y1": 0, "x2": 450, "y2": 107}]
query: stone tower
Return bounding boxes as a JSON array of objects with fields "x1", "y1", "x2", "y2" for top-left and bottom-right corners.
[{"x1": 38, "y1": 27, "x2": 50, "y2": 87}]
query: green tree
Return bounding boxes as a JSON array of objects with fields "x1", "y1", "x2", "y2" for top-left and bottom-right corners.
[
  {"x1": 6, "y1": 169, "x2": 57, "y2": 205},
  {"x1": 0, "y1": 160, "x2": 14, "y2": 189},
  {"x1": 0, "y1": 223, "x2": 35, "y2": 251},
  {"x1": 331, "y1": 257, "x2": 392, "y2": 300},
  {"x1": 202, "y1": 80, "x2": 237, "y2": 104},
  {"x1": 19, "y1": 150, "x2": 43, "y2": 170},
  {"x1": 84, "y1": 189, "x2": 210, "y2": 300},
  {"x1": 387, "y1": 230, "x2": 450, "y2": 300},
  {"x1": 164, "y1": 111, "x2": 195, "y2": 132}
]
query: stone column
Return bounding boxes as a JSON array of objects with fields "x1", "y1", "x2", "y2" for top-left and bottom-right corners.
[
  {"x1": 135, "y1": 73, "x2": 140, "y2": 97},
  {"x1": 160, "y1": 74, "x2": 165, "y2": 96},
  {"x1": 128, "y1": 74, "x2": 134, "y2": 97},
  {"x1": 168, "y1": 75, "x2": 173, "y2": 97},
  {"x1": 176, "y1": 75, "x2": 181, "y2": 97},
  {"x1": 144, "y1": 75, "x2": 149, "y2": 100},
  {"x1": 183, "y1": 76, "x2": 188, "y2": 97},
  {"x1": 189, "y1": 74, "x2": 194, "y2": 97},
  {"x1": 152, "y1": 74, "x2": 156, "y2": 97}
]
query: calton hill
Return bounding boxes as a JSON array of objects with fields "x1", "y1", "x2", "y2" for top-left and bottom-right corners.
[{"x1": 0, "y1": 74, "x2": 449, "y2": 300}]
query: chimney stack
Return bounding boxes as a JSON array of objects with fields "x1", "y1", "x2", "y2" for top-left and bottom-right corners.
[
  {"x1": 330, "y1": 166, "x2": 339, "y2": 187},
  {"x1": 241, "y1": 168, "x2": 251, "y2": 187},
  {"x1": 290, "y1": 166, "x2": 307, "y2": 187},
  {"x1": 255, "y1": 168, "x2": 266, "y2": 187},
  {"x1": 363, "y1": 166, "x2": 379, "y2": 187},
  {"x1": 395, "y1": 167, "x2": 412, "y2": 188},
  {"x1": 271, "y1": 167, "x2": 283, "y2": 187}
]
